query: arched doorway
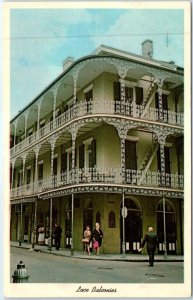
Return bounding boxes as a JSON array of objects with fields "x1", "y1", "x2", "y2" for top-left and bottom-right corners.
[
  {"x1": 120, "y1": 198, "x2": 142, "y2": 253},
  {"x1": 157, "y1": 200, "x2": 176, "y2": 254},
  {"x1": 65, "y1": 199, "x2": 72, "y2": 248}
]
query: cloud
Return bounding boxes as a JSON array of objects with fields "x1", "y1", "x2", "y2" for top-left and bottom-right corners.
[{"x1": 90, "y1": 9, "x2": 184, "y2": 65}]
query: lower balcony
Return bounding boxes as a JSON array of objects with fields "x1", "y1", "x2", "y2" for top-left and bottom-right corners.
[{"x1": 10, "y1": 168, "x2": 184, "y2": 199}]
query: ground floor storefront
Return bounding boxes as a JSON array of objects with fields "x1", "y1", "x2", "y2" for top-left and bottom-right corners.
[{"x1": 10, "y1": 193, "x2": 184, "y2": 255}]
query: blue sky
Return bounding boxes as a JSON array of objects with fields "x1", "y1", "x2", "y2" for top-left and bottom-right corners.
[{"x1": 10, "y1": 8, "x2": 184, "y2": 119}]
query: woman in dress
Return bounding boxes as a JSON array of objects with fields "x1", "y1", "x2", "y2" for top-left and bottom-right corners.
[{"x1": 92, "y1": 222, "x2": 103, "y2": 255}]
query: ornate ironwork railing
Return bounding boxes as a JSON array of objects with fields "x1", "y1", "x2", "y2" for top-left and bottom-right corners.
[
  {"x1": 10, "y1": 168, "x2": 184, "y2": 199},
  {"x1": 10, "y1": 99, "x2": 184, "y2": 157}
]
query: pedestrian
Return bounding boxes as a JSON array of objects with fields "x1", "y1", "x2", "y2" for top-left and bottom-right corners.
[
  {"x1": 138, "y1": 226, "x2": 158, "y2": 267},
  {"x1": 82, "y1": 225, "x2": 91, "y2": 255},
  {"x1": 91, "y1": 222, "x2": 103, "y2": 256},
  {"x1": 54, "y1": 223, "x2": 62, "y2": 250}
]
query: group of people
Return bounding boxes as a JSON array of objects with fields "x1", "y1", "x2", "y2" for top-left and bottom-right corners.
[
  {"x1": 52, "y1": 222, "x2": 158, "y2": 267},
  {"x1": 82, "y1": 224, "x2": 158, "y2": 266},
  {"x1": 82, "y1": 222, "x2": 103, "y2": 256}
]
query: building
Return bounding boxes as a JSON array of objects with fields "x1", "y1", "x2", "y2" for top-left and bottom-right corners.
[{"x1": 10, "y1": 40, "x2": 184, "y2": 255}]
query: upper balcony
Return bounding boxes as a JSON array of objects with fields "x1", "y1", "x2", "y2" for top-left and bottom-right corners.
[
  {"x1": 10, "y1": 167, "x2": 184, "y2": 200},
  {"x1": 10, "y1": 99, "x2": 184, "y2": 158}
]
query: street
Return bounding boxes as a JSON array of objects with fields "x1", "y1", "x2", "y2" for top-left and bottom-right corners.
[{"x1": 10, "y1": 247, "x2": 183, "y2": 283}]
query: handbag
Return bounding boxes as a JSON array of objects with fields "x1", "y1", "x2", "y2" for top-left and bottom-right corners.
[
  {"x1": 93, "y1": 240, "x2": 99, "y2": 249},
  {"x1": 82, "y1": 238, "x2": 89, "y2": 243}
]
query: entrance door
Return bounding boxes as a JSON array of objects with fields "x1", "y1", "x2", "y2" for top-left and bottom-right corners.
[
  {"x1": 120, "y1": 198, "x2": 141, "y2": 253},
  {"x1": 157, "y1": 200, "x2": 176, "y2": 254}
]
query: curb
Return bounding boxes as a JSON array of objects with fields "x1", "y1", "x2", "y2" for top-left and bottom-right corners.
[{"x1": 11, "y1": 245, "x2": 184, "y2": 262}]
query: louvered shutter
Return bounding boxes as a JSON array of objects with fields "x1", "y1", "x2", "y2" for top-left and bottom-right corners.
[
  {"x1": 135, "y1": 87, "x2": 143, "y2": 105},
  {"x1": 79, "y1": 144, "x2": 85, "y2": 168},
  {"x1": 90, "y1": 139, "x2": 96, "y2": 168},
  {"x1": 113, "y1": 82, "x2": 121, "y2": 101}
]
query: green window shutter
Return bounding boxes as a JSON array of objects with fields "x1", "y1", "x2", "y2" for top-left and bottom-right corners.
[
  {"x1": 125, "y1": 140, "x2": 137, "y2": 170},
  {"x1": 113, "y1": 82, "x2": 120, "y2": 101},
  {"x1": 79, "y1": 144, "x2": 85, "y2": 168},
  {"x1": 91, "y1": 139, "x2": 96, "y2": 168},
  {"x1": 61, "y1": 152, "x2": 67, "y2": 172},
  {"x1": 135, "y1": 86, "x2": 143, "y2": 105}
]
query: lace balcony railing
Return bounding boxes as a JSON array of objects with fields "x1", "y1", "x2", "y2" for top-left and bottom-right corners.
[
  {"x1": 10, "y1": 168, "x2": 184, "y2": 199},
  {"x1": 10, "y1": 99, "x2": 184, "y2": 157},
  {"x1": 125, "y1": 169, "x2": 184, "y2": 188}
]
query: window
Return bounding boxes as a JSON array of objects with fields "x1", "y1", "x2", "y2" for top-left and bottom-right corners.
[
  {"x1": 26, "y1": 168, "x2": 31, "y2": 185},
  {"x1": 38, "y1": 163, "x2": 43, "y2": 181},
  {"x1": 135, "y1": 86, "x2": 143, "y2": 105},
  {"x1": 108, "y1": 211, "x2": 116, "y2": 228}
]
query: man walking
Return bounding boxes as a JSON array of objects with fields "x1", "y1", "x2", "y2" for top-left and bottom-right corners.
[
  {"x1": 54, "y1": 223, "x2": 62, "y2": 250},
  {"x1": 138, "y1": 226, "x2": 158, "y2": 267}
]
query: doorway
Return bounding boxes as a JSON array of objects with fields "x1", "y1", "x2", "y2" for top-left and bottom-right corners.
[
  {"x1": 120, "y1": 198, "x2": 142, "y2": 253},
  {"x1": 157, "y1": 200, "x2": 176, "y2": 254}
]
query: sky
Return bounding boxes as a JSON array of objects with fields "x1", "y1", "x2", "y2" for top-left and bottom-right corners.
[{"x1": 10, "y1": 8, "x2": 184, "y2": 119}]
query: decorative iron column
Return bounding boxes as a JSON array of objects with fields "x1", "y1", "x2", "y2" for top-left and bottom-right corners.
[
  {"x1": 163, "y1": 196, "x2": 167, "y2": 259},
  {"x1": 11, "y1": 159, "x2": 16, "y2": 189},
  {"x1": 19, "y1": 203, "x2": 23, "y2": 246},
  {"x1": 69, "y1": 125, "x2": 78, "y2": 255},
  {"x1": 22, "y1": 154, "x2": 27, "y2": 186},
  {"x1": 157, "y1": 134, "x2": 167, "y2": 186},
  {"x1": 51, "y1": 84, "x2": 59, "y2": 129},
  {"x1": 155, "y1": 77, "x2": 164, "y2": 121},
  {"x1": 73, "y1": 71, "x2": 79, "y2": 117},
  {"x1": 49, "y1": 137, "x2": 57, "y2": 187},
  {"x1": 36, "y1": 100, "x2": 42, "y2": 137},
  {"x1": 13, "y1": 120, "x2": 18, "y2": 147},
  {"x1": 23, "y1": 110, "x2": 29, "y2": 139},
  {"x1": 31, "y1": 198, "x2": 37, "y2": 249},
  {"x1": 34, "y1": 145, "x2": 40, "y2": 192},
  {"x1": 122, "y1": 189, "x2": 126, "y2": 256},
  {"x1": 47, "y1": 197, "x2": 53, "y2": 251}
]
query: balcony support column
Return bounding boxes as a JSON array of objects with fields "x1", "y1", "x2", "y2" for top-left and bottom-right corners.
[
  {"x1": 13, "y1": 120, "x2": 18, "y2": 147},
  {"x1": 163, "y1": 196, "x2": 167, "y2": 259},
  {"x1": 69, "y1": 125, "x2": 78, "y2": 256},
  {"x1": 49, "y1": 137, "x2": 57, "y2": 186},
  {"x1": 73, "y1": 71, "x2": 79, "y2": 117},
  {"x1": 155, "y1": 77, "x2": 164, "y2": 121},
  {"x1": 11, "y1": 159, "x2": 16, "y2": 189},
  {"x1": 119, "y1": 78, "x2": 125, "y2": 115},
  {"x1": 115, "y1": 122, "x2": 134, "y2": 184},
  {"x1": 34, "y1": 145, "x2": 40, "y2": 192},
  {"x1": 47, "y1": 197, "x2": 53, "y2": 251},
  {"x1": 51, "y1": 84, "x2": 60, "y2": 129},
  {"x1": 157, "y1": 135, "x2": 167, "y2": 186},
  {"x1": 31, "y1": 198, "x2": 37, "y2": 249},
  {"x1": 23, "y1": 110, "x2": 29, "y2": 139},
  {"x1": 36, "y1": 100, "x2": 42, "y2": 138},
  {"x1": 22, "y1": 154, "x2": 27, "y2": 186}
]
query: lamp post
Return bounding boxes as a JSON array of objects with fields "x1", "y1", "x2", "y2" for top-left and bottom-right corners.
[{"x1": 122, "y1": 189, "x2": 126, "y2": 257}]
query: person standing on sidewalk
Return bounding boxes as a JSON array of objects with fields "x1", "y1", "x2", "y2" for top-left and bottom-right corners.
[
  {"x1": 138, "y1": 226, "x2": 158, "y2": 267},
  {"x1": 82, "y1": 225, "x2": 92, "y2": 255},
  {"x1": 91, "y1": 222, "x2": 103, "y2": 256},
  {"x1": 54, "y1": 223, "x2": 62, "y2": 250}
]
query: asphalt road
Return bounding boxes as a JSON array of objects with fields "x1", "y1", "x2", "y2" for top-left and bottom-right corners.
[{"x1": 10, "y1": 247, "x2": 184, "y2": 284}]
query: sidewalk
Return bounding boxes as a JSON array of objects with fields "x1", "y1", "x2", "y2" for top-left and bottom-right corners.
[{"x1": 10, "y1": 241, "x2": 184, "y2": 262}]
